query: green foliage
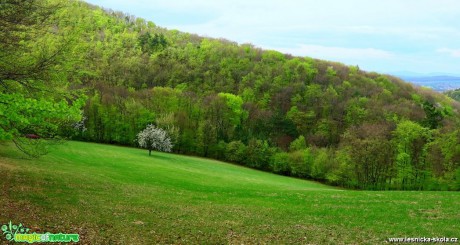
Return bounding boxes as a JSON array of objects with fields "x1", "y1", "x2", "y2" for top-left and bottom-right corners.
[
  {"x1": 138, "y1": 32, "x2": 167, "y2": 54},
  {"x1": 393, "y1": 121, "x2": 431, "y2": 189},
  {"x1": 3, "y1": 0, "x2": 458, "y2": 188},
  {"x1": 343, "y1": 124, "x2": 395, "y2": 189},
  {"x1": 66, "y1": 0, "x2": 460, "y2": 189},
  {"x1": 225, "y1": 140, "x2": 247, "y2": 163},
  {"x1": 218, "y1": 92, "x2": 247, "y2": 126},
  {"x1": 271, "y1": 152, "x2": 291, "y2": 175},
  {"x1": 421, "y1": 101, "x2": 443, "y2": 129},
  {"x1": 288, "y1": 149, "x2": 313, "y2": 178},
  {"x1": 0, "y1": 0, "x2": 86, "y2": 156},
  {"x1": 455, "y1": 168, "x2": 460, "y2": 190},
  {"x1": 246, "y1": 139, "x2": 272, "y2": 170},
  {"x1": 444, "y1": 88, "x2": 460, "y2": 102},
  {"x1": 345, "y1": 97, "x2": 368, "y2": 126},
  {"x1": 426, "y1": 129, "x2": 460, "y2": 190},
  {"x1": 326, "y1": 66, "x2": 337, "y2": 77},
  {"x1": 0, "y1": 93, "x2": 85, "y2": 140},
  {"x1": 289, "y1": 135, "x2": 307, "y2": 152},
  {"x1": 310, "y1": 148, "x2": 333, "y2": 180}
]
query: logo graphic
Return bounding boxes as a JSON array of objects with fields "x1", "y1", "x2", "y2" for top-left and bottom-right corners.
[
  {"x1": 1, "y1": 221, "x2": 79, "y2": 243},
  {"x1": 1, "y1": 221, "x2": 29, "y2": 241}
]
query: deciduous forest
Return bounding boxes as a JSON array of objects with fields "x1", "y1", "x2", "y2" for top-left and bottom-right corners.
[{"x1": 2, "y1": 0, "x2": 460, "y2": 190}]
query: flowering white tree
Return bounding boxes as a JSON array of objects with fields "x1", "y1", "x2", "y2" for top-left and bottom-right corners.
[{"x1": 136, "y1": 125, "x2": 173, "y2": 155}]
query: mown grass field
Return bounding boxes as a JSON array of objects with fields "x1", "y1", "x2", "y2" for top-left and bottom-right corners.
[{"x1": 0, "y1": 141, "x2": 459, "y2": 244}]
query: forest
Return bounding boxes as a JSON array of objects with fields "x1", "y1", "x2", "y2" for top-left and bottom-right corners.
[{"x1": 1, "y1": 0, "x2": 460, "y2": 190}]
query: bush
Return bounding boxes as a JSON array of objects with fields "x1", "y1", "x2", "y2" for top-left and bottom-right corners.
[
  {"x1": 289, "y1": 135, "x2": 307, "y2": 152},
  {"x1": 311, "y1": 148, "x2": 334, "y2": 180},
  {"x1": 288, "y1": 149, "x2": 313, "y2": 178},
  {"x1": 271, "y1": 152, "x2": 291, "y2": 175},
  {"x1": 246, "y1": 139, "x2": 273, "y2": 170},
  {"x1": 225, "y1": 141, "x2": 247, "y2": 163}
]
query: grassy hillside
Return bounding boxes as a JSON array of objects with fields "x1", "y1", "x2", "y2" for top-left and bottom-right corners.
[{"x1": 1, "y1": 141, "x2": 459, "y2": 244}]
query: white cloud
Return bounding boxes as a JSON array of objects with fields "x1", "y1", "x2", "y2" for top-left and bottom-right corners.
[
  {"x1": 437, "y1": 48, "x2": 460, "y2": 58},
  {"x1": 273, "y1": 44, "x2": 395, "y2": 60}
]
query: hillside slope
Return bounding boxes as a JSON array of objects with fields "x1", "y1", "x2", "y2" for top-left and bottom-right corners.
[
  {"x1": 1, "y1": 141, "x2": 459, "y2": 244},
  {"x1": 445, "y1": 89, "x2": 460, "y2": 102},
  {"x1": 75, "y1": 1, "x2": 460, "y2": 190},
  {"x1": 1, "y1": 0, "x2": 460, "y2": 190}
]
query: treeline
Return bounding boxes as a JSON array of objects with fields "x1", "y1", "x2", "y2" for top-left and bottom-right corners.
[
  {"x1": 445, "y1": 89, "x2": 460, "y2": 102},
  {"x1": 51, "y1": 1, "x2": 460, "y2": 190},
  {"x1": 73, "y1": 84, "x2": 460, "y2": 190}
]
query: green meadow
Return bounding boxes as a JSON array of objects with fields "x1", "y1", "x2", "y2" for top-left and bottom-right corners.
[{"x1": 0, "y1": 141, "x2": 459, "y2": 244}]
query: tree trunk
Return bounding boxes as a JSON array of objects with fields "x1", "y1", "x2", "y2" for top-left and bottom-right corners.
[{"x1": 149, "y1": 149, "x2": 151, "y2": 156}]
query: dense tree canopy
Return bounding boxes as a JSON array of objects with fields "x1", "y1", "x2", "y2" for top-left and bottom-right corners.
[
  {"x1": 0, "y1": 0, "x2": 85, "y2": 156},
  {"x1": 2, "y1": 0, "x2": 459, "y2": 189}
]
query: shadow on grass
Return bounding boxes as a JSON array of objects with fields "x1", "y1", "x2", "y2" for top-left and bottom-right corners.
[
  {"x1": 133, "y1": 149, "x2": 173, "y2": 161},
  {"x1": 146, "y1": 153, "x2": 172, "y2": 161},
  {"x1": 0, "y1": 146, "x2": 34, "y2": 160}
]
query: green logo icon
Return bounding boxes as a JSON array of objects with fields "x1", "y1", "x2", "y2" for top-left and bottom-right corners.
[
  {"x1": 1, "y1": 221, "x2": 79, "y2": 243},
  {"x1": 1, "y1": 221, "x2": 30, "y2": 241}
]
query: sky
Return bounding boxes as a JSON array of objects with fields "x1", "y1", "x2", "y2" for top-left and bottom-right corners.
[{"x1": 84, "y1": 0, "x2": 460, "y2": 75}]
